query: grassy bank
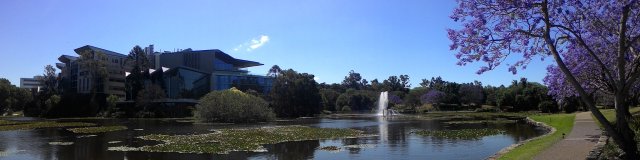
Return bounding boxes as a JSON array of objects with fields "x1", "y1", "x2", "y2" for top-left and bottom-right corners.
[
  {"x1": 596, "y1": 107, "x2": 640, "y2": 125},
  {"x1": 593, "y1": 107, "x2": 640, "y2": 159},
  {"x1": 498, "y1": 113, "x2": 575, "y2": 160}
]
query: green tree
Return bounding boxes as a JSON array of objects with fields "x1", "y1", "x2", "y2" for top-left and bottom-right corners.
[
  {"x1": 136, "y1": 85, "x2": 166, "y2": 111},
  {"x1": 77, "y1": 50, "x2": 108, "y2": 114},
  {"x1": 126, "y1": 46, "x2": 150, "y2": 100},
  {"x1": 40, "y1": 65, "x2": 58, "y2": 95},
  {"x1": 342, "y1": 70, "x2": 364, "y2": 90},
  {"x1": 270, "y1": 69, "x2": 321, "y2": 118},
  {"x1": 404, "y1": 87, "x2": 429, "y2": 110},
  {"x1": 267, "y1": 65, "x2": 282, "y2": 77},
  {"x1": 319, "y1": 88, "x2": 340, "y2": 112},
  {"x1": 43, "y1": 95, "x2": 61, "y2": 115},
  {"x1": 335, "y1": 89, "x2": 377, "y2": 111},
  {"x1": 196, "y1": 88, "x2": 275, "y2": 123},
  {"x1": 0, "y1": 79, "x2": 12, "y2": 114}
]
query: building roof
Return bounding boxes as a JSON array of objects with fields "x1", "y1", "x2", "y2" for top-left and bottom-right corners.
[
  {"x1": 211, "y1": 49, "x2": 263, "y2": 68},
  {"x1": 57, "y1": 55, "x2": 78, "y2": 63},
  {"x1": 162, "y1": 49, "x2": 263, "y2": 68},
  {"x1": 74, "y1": 45, "x2": 127, "y2": 58},
  {"x1": 55, "y1": 63, "x2": 65, "y2": 69},
  {"x1": 165, "y1": 66, "x2": 211, "y2": 75}
]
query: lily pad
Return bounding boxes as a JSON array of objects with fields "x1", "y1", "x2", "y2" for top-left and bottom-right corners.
[
  {"x1": 0, "y1": 121, "x2": 95, "y2": 131},
  {"x1": 67, "y1": 126, "x2": 127, "y2": 134},
  {"x1": 413, "y1": 128, "x2": 505, "y2": 139},
  {"x1": 49, "y1": 141, "x2": 74, "y2": 145},
  {"x1": 110, "y1": 125, "x2": 366, "y2": 154}
]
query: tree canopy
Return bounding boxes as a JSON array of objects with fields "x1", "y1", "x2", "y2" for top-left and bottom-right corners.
[
  {"x1": 448, "y1": 0, "x2": 640, "y2": 158},
  {"x1": 270, "y1": 69, "x2": 322, "y2": 118}
]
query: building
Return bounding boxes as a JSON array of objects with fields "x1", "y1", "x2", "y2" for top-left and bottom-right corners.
[
  {"x1": 19, "y1": 76, "x2": 44, "y2": 92},
  {"x1": 57, "y1": 45, "x2": 272, "y2": 100},
  {"x1": 57, "y1": 45, "x2": 129, "y2": 97},
  {"x1": 144, "y1": 47, "x2": 273, "y2": 99}
]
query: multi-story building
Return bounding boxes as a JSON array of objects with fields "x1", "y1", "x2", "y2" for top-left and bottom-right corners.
[
  {"x1": 146, "y1": 47, "x2": 273, "y2": 99},
  {"x1": 57, "y1": 45, "x2": 272, "y2": 100},
  {"x1": 57, "y1": 45, "x2": 129, "y2": 97},
  {"x1": 19, "y1": 76, "x2": 44, "y2": 92}
]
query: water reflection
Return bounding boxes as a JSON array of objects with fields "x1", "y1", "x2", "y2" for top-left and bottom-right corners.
[
  {"x1": 377, "y1": 116, "x2": 388, "y2": 142},
  {"x1": 0, "y1": 115, "x2": 545, "y2": 160}
]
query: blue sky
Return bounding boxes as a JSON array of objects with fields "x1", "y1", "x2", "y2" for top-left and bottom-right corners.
[{"x1": 0, "y1": 0, "x2": 553, "y2": 87}]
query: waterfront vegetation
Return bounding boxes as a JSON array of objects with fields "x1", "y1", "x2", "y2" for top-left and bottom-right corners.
[
  {"x1": 195, "y1": 88, "x2": 275, "y2": 123},
  {"x1": 498, "y1": 114, "x2": 575, "y2": 160},
  {"x1": 109, "y1": 126, "x2": 366, "y2": 154},
  {"x1": 442, "y1": 119, "x2": 515, "y2": 124},
  {"x1": 67, "y1": 126, "x2": 128, "y2": 134},
  {"x1": 414, "y1": 128, "x2": 505, "y2": 139},
  {"x1": 0, "y1": 120, "x2": 95, "y2": 131}
]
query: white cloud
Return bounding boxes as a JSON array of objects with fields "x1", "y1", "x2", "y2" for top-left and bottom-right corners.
[
  {"x1": 233, "y1": 35, "x2": 270, "y2": 52},
  {"x1": 314, "y1": 76, "x2": 320, "y2": 81}
]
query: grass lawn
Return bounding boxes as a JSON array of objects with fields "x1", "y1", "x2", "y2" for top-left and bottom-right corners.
[
  {"x1": 595, "y1": 107, "x2": 640, "y2": 125},
  {"x1": 498, "y1": 113, "x2": 576, "y2": 160}
]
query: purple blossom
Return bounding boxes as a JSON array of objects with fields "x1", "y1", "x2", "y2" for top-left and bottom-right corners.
[
  {"x1": 388, "y1": 94, "x2": 403, "y2": 104},
  {"x1": 421, "y1": 90, "x2": 445, "y2": 104},
  {"x1": 449, "y1": 0, "x2": 640, "y2": 156}
]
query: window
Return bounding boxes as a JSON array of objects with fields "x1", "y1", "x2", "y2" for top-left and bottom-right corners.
[{"x1": 214, "y1": 59, "x2": 234, "y2": 71}]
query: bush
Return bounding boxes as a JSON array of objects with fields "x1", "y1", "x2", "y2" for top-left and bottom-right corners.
[
  {"x1": 417, "y1": 104, "x2": 434, "y2": 113},
  {"x1": 341, "y1": 106, "x2": 352, "y2": 112},
  {"x1": 195, "y1": 88, "x2": 275, "y2": 123},
  {"x1": 538, "y1": 101, "x2": 558, "y2": 113},
  {"x1": 475, "y1": 105, "x2": 498, "y2": 112},
  {"x1": 335, "y1": 90, "x2": 377, "y2": 111}
]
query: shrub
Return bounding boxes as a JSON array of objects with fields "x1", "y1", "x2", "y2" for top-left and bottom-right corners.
[
  {"x1": 195, "y1": 88, "x2": 275, "y2": 123},
  {"x1": 335, "y1": 90, "x2": 377, "y2": 111},
  {"x1": 341, "y1": 106, "x2": 352, "y2": 112},
  {"x1": 538, "y1": 101, "x2": 558, "y2": 113},
  {"x1": 475, "y1": 105, "x2": 498, "y2": 112}
]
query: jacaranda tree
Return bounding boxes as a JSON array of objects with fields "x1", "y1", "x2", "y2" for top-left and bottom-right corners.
[{"x1": 448, "y1": 0, "x2": 640, "y2": 158}]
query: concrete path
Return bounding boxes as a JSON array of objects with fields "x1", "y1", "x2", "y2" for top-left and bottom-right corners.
[{"x1": 534, "y1": 112, "x2": 601, "y2": 160}]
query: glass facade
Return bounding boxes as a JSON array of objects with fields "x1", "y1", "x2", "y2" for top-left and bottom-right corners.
[
  {"x1": 214, "y1": 59, "x2": 234, "y2": 71},
  {"x1": 163, "y1": 68, "x2": 210, "y2": 99},
  {"x1": 215, "y1": 75, "x2": 273, "y2": 93}
]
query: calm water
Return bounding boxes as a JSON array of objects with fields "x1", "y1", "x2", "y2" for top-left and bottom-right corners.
[{"x1": 0, "y1": 115, "x2": 544, "y2": 160}]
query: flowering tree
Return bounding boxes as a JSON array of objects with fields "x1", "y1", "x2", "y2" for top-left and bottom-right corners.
[
  {"x1": 448, "y1": 0, "x2": 640, "y2": 158},
  {"x1": 388, "y1": 94, "x2": 403, "y2": 105},
  {"x1": 421, "y1": 90, "x2": 446, "y2": 106}
]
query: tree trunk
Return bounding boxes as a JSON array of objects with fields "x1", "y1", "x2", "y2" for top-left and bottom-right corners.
[
  {"x1": 540, "y1": 2, "x2": 638, "y2": 158},
  {"x1": 614, "y1": 93, "x2": 639, "y2": 159}
]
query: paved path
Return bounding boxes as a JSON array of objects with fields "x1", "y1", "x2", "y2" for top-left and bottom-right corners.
[{"x1": 534, "y1": 112, "x2": 601, "y2": 160}]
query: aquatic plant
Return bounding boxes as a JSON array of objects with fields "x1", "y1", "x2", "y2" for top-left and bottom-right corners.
[
  {"x1": 67, "y1": 126, "x2": 127, "y2": 134},
  {"x1": 0, "y1": 120, "x2": 24, "y2": 126},
  {"x1": 443, "y1": 119, "x2": 515, "y2": 125},
  {"x1": 49, "y1": 142, "x2": 74, "y2": 145},
  {"x1": 110, "y1": 125, "x2": 366, "y2": 154},
  {"x1": 413, "y1": 128, "x2": 505, "y2": 139},
  {"x1": 319, "y1": 146, "x2": 340, "y2": 151},
  {"x1": 0, "y1": 121, "x2": 95, "y2": 131}
]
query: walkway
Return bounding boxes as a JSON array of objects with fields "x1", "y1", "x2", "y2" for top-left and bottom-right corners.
[{"x1": 534, "y1": 112, "x2": 601, "y2": 160}]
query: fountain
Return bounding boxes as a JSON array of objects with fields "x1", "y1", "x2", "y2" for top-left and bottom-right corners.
[{"x1": 377, "y1": 91, "x2": 389, "y2": 116}]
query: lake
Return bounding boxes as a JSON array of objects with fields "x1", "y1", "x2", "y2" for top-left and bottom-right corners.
[{"x1": 0, "y1": 114, "x2": 545, "y2": 160}]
